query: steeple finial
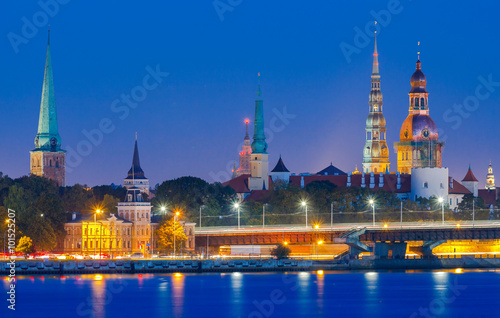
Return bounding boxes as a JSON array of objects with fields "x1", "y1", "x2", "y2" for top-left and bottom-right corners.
[
  {"x1": 372, "y1": 22, "x2": 379, "y2": 74},
  {"x1": 256, "y1": 72, "x2": 262, "y2": 98},
  {"x1": 417, "y1": 41, "x2": 420, "y2": 61}
]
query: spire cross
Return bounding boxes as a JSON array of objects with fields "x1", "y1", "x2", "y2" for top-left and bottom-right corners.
[{"x1": 417, "y1": 41, "x2": 420, "y2": 60}]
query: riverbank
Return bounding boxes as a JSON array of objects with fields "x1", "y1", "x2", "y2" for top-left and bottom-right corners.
[{"x1": 2, "y1": 257, "x2": 500, "y2": 275}]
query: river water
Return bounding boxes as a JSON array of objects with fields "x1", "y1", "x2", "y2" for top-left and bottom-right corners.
[{"x1": 2, "y1": 270, "x2": 500, "y2": 317}]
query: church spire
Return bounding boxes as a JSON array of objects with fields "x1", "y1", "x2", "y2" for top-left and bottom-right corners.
[
  {"x1": 372, "y1": 31, "x2": 379, "y2": 75},
  {"x1": 251, "y1": 73, "x2": 267, "y2": 154},
  {"x1": 127, "y1": 133, "x2": 146, "y2": 179},
  {"x1": 35, "y1": 30, "x2": 62, "y2": 150},
  {"x1": 244, "y1": 118, "x2": 250, "y2": 141},
  {"x1": 362, "y1": 30, "x2": 389, "y2": 175}
]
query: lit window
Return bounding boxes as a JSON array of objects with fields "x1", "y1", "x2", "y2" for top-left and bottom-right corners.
[{"x1": 423, "y1": 182, "x2": 428, "y2": 188}]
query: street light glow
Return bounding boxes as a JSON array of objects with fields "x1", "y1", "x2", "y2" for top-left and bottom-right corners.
[
  {"x1": 438, "y1": 197, "x2": 444, "y2": 203},
  {"x1": 314, "y1": 224, "x2": 319, "y2": 229},
  {"x1": 234, "y1": 203, "x2": 240, "y2": 209},
  {"x1": 317, "y1": 241, "x2": 323, "y2": 245},
  {"x1": 369, "y1": 199, "x2": 374, "y2": 205},
  {"x1": 160, "y1": 206, "x2": 166, "y2": 212},
  {"x1": 301, "y1": 201, "x2": 306, "y2": 206}
]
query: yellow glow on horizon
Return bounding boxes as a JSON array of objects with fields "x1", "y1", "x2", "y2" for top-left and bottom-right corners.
[
  {"x1": 94, "y1": 274, "x2": 103, "y2": 281},
  {"x1": 174, "y1": 273, "x2": 182, "y2": 277},
  {"x1": 455, "y1": 268, "x2": 463, "y2": 274},
  {"x1": 317, "y1": 270, "x2": 324, "y2": 275}
]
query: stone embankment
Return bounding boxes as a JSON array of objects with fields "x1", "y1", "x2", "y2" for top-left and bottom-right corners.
[{"x1": 0, "y1": 259, "x2": 313, "y2": 275}]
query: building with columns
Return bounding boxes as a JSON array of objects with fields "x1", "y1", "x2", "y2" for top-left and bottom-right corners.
[
  {"x1": 394, "y1": 58, "x2": 444, "y2": 174},
  {"x1": 362, "y1": 35, "x2": 390, "y2": 174},
  {"x1": 30, "y1": 31, "x2": 66, "y2": 187}
]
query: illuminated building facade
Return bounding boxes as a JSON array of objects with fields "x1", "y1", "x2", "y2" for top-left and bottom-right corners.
[
  {"x1": 237, "y1": 119, "x2": 252, "y2": 176},
  {"x1": 394, "y1": 58, "x2": 444, "y2": 174},
  {"x1": 30, "y1": 31, "x2": 66, "y2": 187},
  {"x1": 362, "y1": 35, "x2": 390, "y2": 174}
]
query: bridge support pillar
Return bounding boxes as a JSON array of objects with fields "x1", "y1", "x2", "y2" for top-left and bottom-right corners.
[
  {"x1": 374, "y1": 243, "x2": 390, "y2": 259},
  {"x1": 391, "y1": 242, "x2": 407, "y2": 259}
]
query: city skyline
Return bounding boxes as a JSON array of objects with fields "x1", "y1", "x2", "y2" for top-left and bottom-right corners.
[{"x1": 1, "y1": 1, "x2": 499, "y2": 188}]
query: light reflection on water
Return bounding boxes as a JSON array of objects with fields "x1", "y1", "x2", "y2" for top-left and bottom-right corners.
[{"x1": 3, "y1": 270, "x2": 500, "y2": 318}]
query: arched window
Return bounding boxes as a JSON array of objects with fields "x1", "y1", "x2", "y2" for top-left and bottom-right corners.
[
  {"x1": 420, "y1": 98, "x2": 425, "y2": 109},
  {"x1": 411, "y1": 98, "x2": 414, "y2": 107},
  {"x1": 415, "y1": 98, "x2": 419, "y2": 107}
]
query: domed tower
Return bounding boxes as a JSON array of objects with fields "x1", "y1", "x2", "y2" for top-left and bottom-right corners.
[
  {"x1": 362, "y1": 35, "x2": 390, "y2": 174},
  {"x1": 394, "y1": 57, "x2": 444, "y2": 174}
]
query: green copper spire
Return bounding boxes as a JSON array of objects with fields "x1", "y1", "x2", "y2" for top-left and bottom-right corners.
[
  {"x1": 35, "y1": 30, "x2": 62, "y2": 151},
  {"x1": 251, "y1": 73, "x2": 267, "y2": 154}
]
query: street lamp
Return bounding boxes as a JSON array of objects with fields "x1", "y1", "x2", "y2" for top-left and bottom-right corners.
[
  {"x1": 234, "y1": 203, "x2": 241, "y2": 229},
  {"x1": 301, "y1": 201, "x2": 308, "y2": 228},
  {"x1": 369, "y1": 199, "x2": 375, "y2": 226},
  {"x1": 330, "y1": 202, "x2": 334, "y2": 230},
  {"x1": 160, "y1": 206, "x2": 166, "y2": 214},
  {"x1": 438, "y1": 197, "x2": 444, "y2": 225},
  {"x1": 199, "y1": 205, "x2": 204, "y2": 229}
]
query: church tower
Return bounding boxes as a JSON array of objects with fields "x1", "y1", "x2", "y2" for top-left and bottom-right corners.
[
  {"x1": 237, "y1": 119, "x2": 252, "y2": 176},
  {"x1": 362, "y1": 34, "x2": 390, "y2": 174},
  {"x1": 394, "y1": 56, "x2": 444, "y2": 174},
  {"x1": 123, "y1": 133, "x2": 150, "y2": 195},
  {"x1": 486, "y1": 161, "x2": 495, "y2": 190},
  {"x1": 248, "y1": 74, "x2": 269, "y2": 191},
  {"x1": 30, "y1": 31, "x2": 66, "y2": 187}
]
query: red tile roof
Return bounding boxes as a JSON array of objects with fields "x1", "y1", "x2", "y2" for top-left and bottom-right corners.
[
  {"x1": 448, "y1": 178, "x2": 472, "y2": 195},
  {"x1": 244, "y1": 190, "x2": 272, "y2": 202},
  {"x1": 478, "y1": 189, "x2": 497, "y2": 206},
  {"x1": 462, "y1": 168, "x2": 478, "y2": 182},
  {"x1": 222, "y1": 174, "x2": 250, "y2": 193}
]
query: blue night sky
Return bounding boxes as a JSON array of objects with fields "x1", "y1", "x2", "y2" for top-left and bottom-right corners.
[{"x1": 1, "y1": 1, "x2": 499, "y2": 188}]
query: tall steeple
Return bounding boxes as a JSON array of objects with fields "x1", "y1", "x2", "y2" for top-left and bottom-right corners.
[
  {"x1": 124, "y1": 133, "x2": 149, "y2": 195},
  {"x1": 251, "y1": 73, "x2": 268, "y2": 154},
  {"x1": 127, "y1": 132, "x2": 146, "y2": 179},
  {"x1": 236, "y1": 119, "x2": 252, "y2": 176},
  {"x1": 248, "y1": 73, "x2": 269, "y2": 190},
  {"x1": 30, "y1": 31, "x2": 66, "y2": 187},
  {"x1": 35, "y1": 30, "x2": 62, "y2": 151},
  {"x1": 362, "y1": 31, "x2": 390, "y2": 174}
]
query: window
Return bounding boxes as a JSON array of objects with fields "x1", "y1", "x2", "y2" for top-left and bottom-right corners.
[
  {"x1": 423, "y1": 182, "x2": 428, "y2": 188},
  {"x1": 456, "y1": 198, "x2": 459, "y2": 205},
  {"x1": 440, "y1": 183, "x2": 444, "y2": 189},
  {"x1": 420, "y1": 98, "x2": 425, "y2": 109},
  {"x1": 415, "y1": 98, "x2": 419, "y2": 107},
  {"x1": 450, "y1": 198, "x2": 452, "y2": 205},
  {"x1": 367, "y1": 132, "x2": 372, "y2": 140},
  {"x1": 381, "y1": 132, "x2": 385, "y2": 140}
]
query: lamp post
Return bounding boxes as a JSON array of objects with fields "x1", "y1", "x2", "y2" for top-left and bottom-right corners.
[
  {"x1": 301, "y1": 201, "x2": 308, "y2": 228},
  {"x1": 438, "y1": 197, "x2": 444, "y2": 225},
  {"x1": 369, "y1": 199, "x2": 375, "y2": 226},
  {"x1": 174, "y1": 212, "x2": 179, "y2": 258},
  {"x1": 199, "y1": 205, "x2": 204, "y2": 229},
  {"x1": 94, "y1": 209, "x2": 102, "y2": 259},
  {"x1": 330, "y1": 202, "x2": 334, "y2": 230},
  {"x1": 472, "y1": 198, "x2": 475, "y2": 228},
  {"x1": 263, "y1": 203, "x2": 267, "y2": 229},
  {"x1": 234, "y1": 203, "x2": 241, "y2": 229}
]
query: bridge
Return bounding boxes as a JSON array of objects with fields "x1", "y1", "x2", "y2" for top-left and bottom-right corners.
[{"x1": 194, "y1": 221, "x2": 500, "y2": 258}]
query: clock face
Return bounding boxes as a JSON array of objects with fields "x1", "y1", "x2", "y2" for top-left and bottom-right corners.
[
  {"x1": 50, "y1": 137, "x2": 57, "y2": 146},
  {"x1": 421, "y1": 129, "x2": 430, "y2": 139}
]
